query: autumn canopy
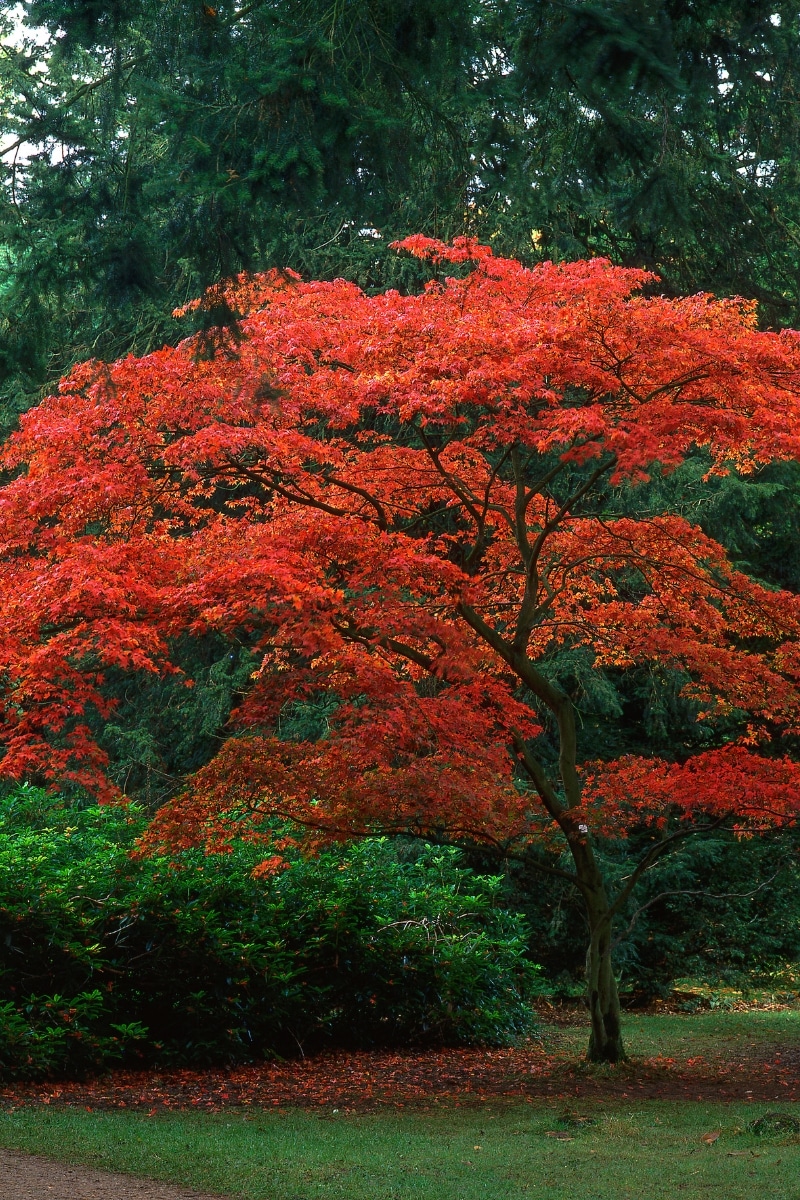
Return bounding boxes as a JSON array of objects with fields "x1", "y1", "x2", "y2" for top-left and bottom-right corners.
[{"x1": 3, "y1": 236, "x2": 800, "y2": 1059}]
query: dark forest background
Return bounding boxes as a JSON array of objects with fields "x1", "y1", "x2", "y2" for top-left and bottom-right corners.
[{"x1": 5, "y1": 1, "x2": 800, "y2": 414}]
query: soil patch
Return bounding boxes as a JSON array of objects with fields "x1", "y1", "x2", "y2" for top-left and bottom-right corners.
[{"x1": 0, "y1": 1149, "x2": 225, "y2": 1200}]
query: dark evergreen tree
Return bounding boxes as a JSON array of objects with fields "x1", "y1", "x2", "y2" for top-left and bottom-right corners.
[
  {"x1": 504, "y1": 1, "x2": 800, "y2": 323},
  {"x1": 0, "y1": 0, "x2": 483, "y2": 411},
  {"x1": 4, "y1": 2, "x2": 800, "y2": 416}
]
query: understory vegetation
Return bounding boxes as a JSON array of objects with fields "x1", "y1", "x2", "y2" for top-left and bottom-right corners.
[
  {"x1": 1, "y1": 786, "x2": 798, "y2": 1080},
  {"x1": 0, "y1": 786, "x2": 540, "y2": 1078}
]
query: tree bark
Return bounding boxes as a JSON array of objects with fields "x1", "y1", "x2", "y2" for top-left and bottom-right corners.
[
  {"x1": 585, "y1": 898, "x2": 626, "y2": 1063},
  {"x1": 459, "y1": 603, "x2": 629, "y2": 1062},
  {"x1": 567, "y1": 841, "x2": 627, "y2": 1063}
]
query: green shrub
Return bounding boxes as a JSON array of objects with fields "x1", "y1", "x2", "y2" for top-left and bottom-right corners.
[
  {"x1": 0, "y1": 992, "x2": 147, "y2": 1080},
  {"x1": 0, "y1": 786, "x2": 540, "y2": 1077}
]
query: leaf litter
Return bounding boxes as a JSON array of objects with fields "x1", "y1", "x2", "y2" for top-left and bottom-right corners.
[{"x1": 0, "y1": 1028, "x2": 797, "y2": 1113}]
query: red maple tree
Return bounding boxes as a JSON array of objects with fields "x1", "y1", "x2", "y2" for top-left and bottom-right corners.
[{"x1": 3, "y1": 236, "x2": 800, "y2": 1060}]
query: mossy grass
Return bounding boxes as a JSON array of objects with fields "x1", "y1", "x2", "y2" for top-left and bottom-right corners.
[
  {"x1": 529, "y1": 1006, "x2": 800, "y2": 1075},
  {"x1": 605, "y1": 1006, "x2": 800, "y2": 1058},
  {"x1": 1, "y1": 1100, "x2": 799, "y2": 1199}
]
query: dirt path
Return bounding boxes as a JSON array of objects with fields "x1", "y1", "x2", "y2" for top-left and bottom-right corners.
[{"x1": 0, "y1": 1149, "x2": 227, "y2": 1200}]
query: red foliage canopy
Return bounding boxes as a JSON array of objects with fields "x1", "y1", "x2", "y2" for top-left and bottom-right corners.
[{"x1": 3, "y1": 236, "x2": 800, "y2": 855}]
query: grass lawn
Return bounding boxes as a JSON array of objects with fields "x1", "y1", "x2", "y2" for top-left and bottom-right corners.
[
  {"x1": 0, "y1": 1100, "x2": 798, "y2": 1199},
  {"x1": 0, "y1": 1010, "x2": 797, "y2": 1199},
  {"x1": 544, "y1": 1006, "x2": 800, "y2": 1058}
]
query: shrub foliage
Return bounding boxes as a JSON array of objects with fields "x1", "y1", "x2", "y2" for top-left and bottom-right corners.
[{"x1": 0, "y1": 787, "x2": 540, "y2": 1079}]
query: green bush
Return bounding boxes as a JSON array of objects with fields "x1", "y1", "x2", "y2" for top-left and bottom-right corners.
[
  {"x1": 0, "y1": 786, "x2": 540, "y2": 1077},
  {"x1": 0, "y1": 992, "x2": 148, "y2": 1080}
]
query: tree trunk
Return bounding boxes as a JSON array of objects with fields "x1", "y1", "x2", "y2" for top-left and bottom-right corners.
[
  {"x1": 585, "y1": 912, "x2": 625, "y2": 1063},
  {"x1": 492, "y1": 639, "x2": 628, "y2": 1062},
  {"x1": 569, "y1": 839, "x2": 627, "y2": 1063}
]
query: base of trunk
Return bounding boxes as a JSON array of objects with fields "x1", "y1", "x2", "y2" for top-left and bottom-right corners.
[
  {"x1": 587, "y1": 1025, "x2": 626, "y2": 1063},
  {"x1": 587, "y1": 977, "x2": 626, "y2": 1062}
]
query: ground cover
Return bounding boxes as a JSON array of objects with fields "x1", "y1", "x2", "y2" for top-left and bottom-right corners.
[
  {"x1": 1, "y1": 1010, "x2": 796, "y2": 1110},
  {"x1": 0, "y1": 1010, "x2": 797, "y2": 1198},
  {"x1": 0, "y1": 1099, "x2": 798, "y2": 1199}
]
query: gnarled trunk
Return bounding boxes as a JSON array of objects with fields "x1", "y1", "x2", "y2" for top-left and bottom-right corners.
[
  {"x1": 568, "y1": 839, "x2": 627, "y2": 1063},
  {"x1": 480, "y1": 619, "x2": 629, "y2": 1063},
  {"x1": 585, "y1": 912, "x2": 625, "y2": 1063}
]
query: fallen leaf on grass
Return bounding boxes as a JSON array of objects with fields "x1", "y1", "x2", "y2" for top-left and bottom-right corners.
[
  {"x1": 700, "y1": 1131, "x2": 721, "y2": 1144},
  {"x1": 558, "y1": 1108, "x2": 596, "y2": 1127},
  {"x1": 0, "y1": 1034, "x2": 796, "y2": 1114}
]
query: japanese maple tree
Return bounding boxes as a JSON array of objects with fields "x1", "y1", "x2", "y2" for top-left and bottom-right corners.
[{"x1": 3, "y1": 236, "x2": 800, "y2": 1061}]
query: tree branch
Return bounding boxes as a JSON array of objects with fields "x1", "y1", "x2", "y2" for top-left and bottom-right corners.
[
  {"x1": 510, "y1": 729, "x2": 564, "y2": 819},
  {"x1": 605, "y1": 814, "x2": 733, "y2": 925},
  {"x1": 611, "y1": 866, "x2": 784, "y2": 950}
]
